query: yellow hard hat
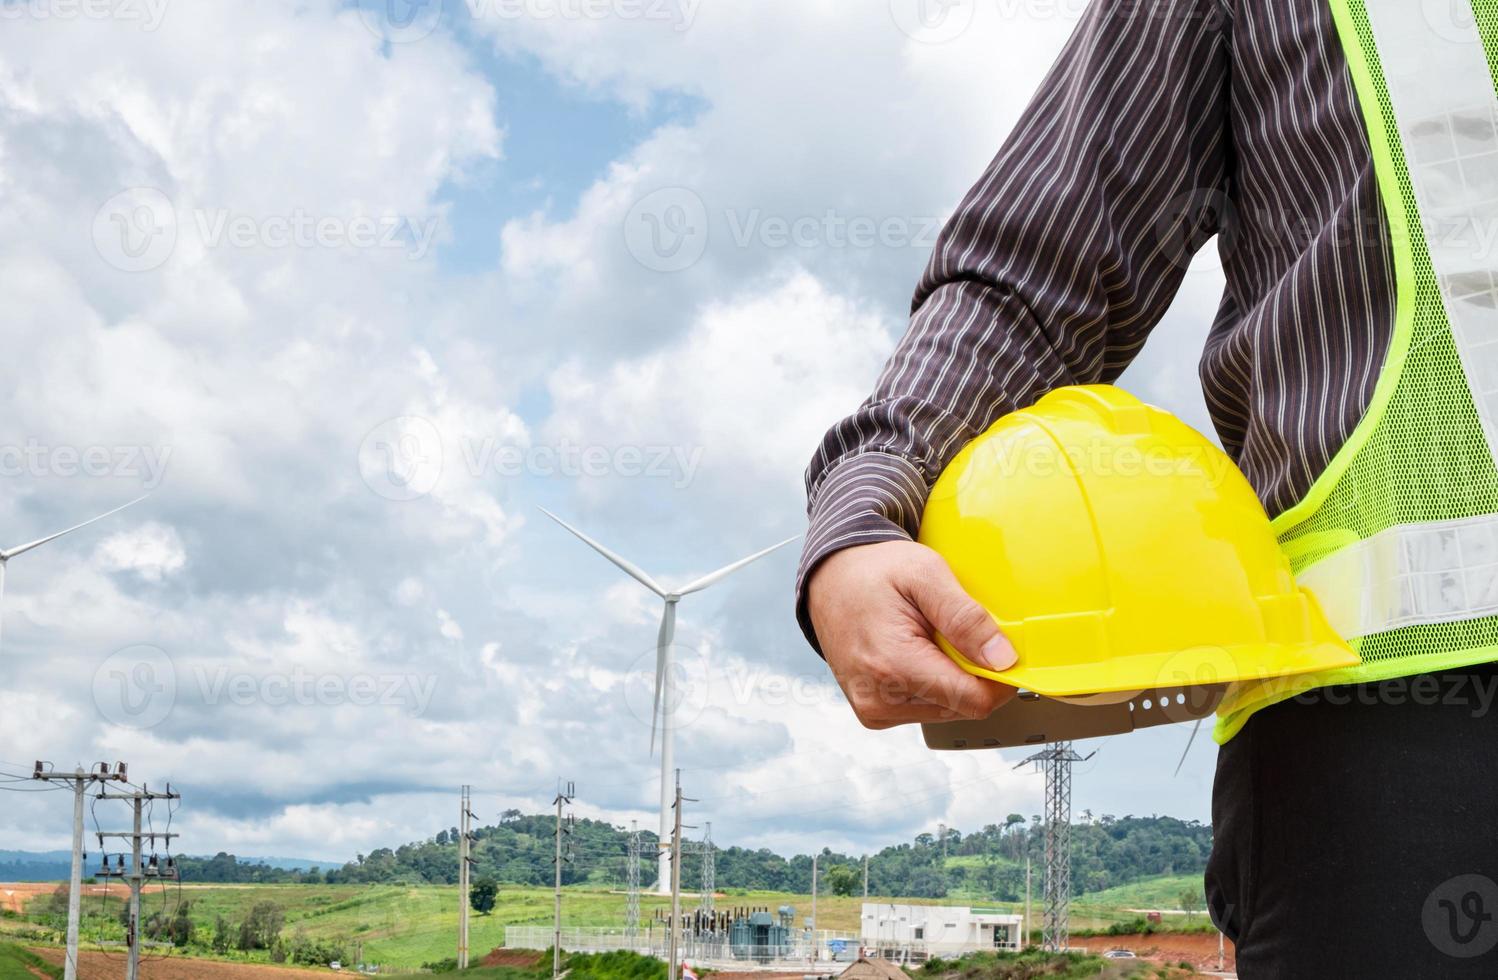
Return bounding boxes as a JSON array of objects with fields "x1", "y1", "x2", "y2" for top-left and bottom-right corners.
[{"x1": 918, "y1": 385, "x2": 1357, "y2": 699}]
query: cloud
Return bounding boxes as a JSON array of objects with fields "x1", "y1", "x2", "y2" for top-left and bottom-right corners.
[
  {"x1": 94, "y1": 522, "x2": 187, "y2": 582},
  {"x1": 0, "y1": 0, "x2": 1227, "y2": 865}
]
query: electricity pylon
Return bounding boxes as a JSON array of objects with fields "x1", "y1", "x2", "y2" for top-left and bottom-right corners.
[
  {"x1": 1017, "y1": 742, "x2": 1094, "y2": 952},
  {"x1": 698, "y1": 821, "x2": 714, "y2": 916},
  {"x1": 626, "y1": 821, "x2": 641, "y2": 942}
]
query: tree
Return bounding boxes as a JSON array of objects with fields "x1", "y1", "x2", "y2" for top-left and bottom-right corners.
[
  {"x1": 471, "y1": 877, "x2": 499, "y2": 915},
  {"x1": 824, "y1": 865, "x2": 858, "y2": 897},
  {"x1": 237, "y1": 901, "x2": 285, "y2": 950},
  {"x1": 213, "y1": 915, "x2": 232, "y2": 953},
  {"x1": 1178, "y1": 888, "x2": 1204, "y2": 921},
  {"x1": 144, "y1": 902, "x2": 193, "y2": 946}
]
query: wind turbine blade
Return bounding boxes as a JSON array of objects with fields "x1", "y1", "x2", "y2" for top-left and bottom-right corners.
[
  {"x1": 650, "y1": 602, "x2": 676, "y2": 756},
  {"x1": 537, "y1": 508, "x2": 667, "y2": 598},
  {"x1": 0, "y1": 494, "x2": 151, "y2": 561},
  {"x1": 0, "y1": 562, "x2": 6, "y2": 653},
  {"x1": 1173, "y1": 719, "x2": 1203, "y2": 778},
  {"x1": 675, "y1": 536, "x2": 800, "y2": 596}
]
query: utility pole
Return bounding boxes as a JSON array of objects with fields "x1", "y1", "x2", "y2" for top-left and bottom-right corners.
[
  {"x1": 1024, "y1": 855, "x2": 1032, "y2": 949},
  {"x1": 553, "y1": 781, "x2": 575, "y2": 980},
  {"x1": 458, "y1": 786, "x2": 477, "y2": 970},
  {"x1": 667, "y1": 771, "x2": 695, "y2": 980},
  {"x1": 32, "y1": 761, "x2": 127, "y2": 980},
  {"x1": 95, "y1": 783, "x2": 181, "y2": 980},
  {"x1": 810, "y1": 852, "x2": 819, "y2": 937},
  {"x1": 626, "y1": 821, "x2": 641, "y2": 944},
  {"x1": 862, "y1": 855, "x2": 868, "y2": 900}
]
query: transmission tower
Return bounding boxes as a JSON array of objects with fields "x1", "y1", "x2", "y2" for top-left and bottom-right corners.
[
  {"x1": 626, "y1": 820, "x2": 641, "y2": 941},
  {"x1": 1017, "y1": 742, "x2": 1093, "y2": 952},
  {"x1": 698, "y1": 821, "x2": 715, "y2": 916}
]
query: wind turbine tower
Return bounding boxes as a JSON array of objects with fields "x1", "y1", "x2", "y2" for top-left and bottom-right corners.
[{"x1": 540, "y1": 508, "x2": 796, "y2": 894}]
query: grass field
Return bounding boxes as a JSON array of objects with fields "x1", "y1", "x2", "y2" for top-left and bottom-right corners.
[
  {"x1": 0, "y1": 942, "x2": 63, "y2": 979},
  {"x1": 0, "y1": 877, "x2": 1203, "y2": 972},
  {"x1": 1073, "y1": 875, "x2": 1205, "y2": 912}
]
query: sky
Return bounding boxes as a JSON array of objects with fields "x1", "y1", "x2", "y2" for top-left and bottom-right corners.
[{"x1": 0, "y1": 0, "x2": 1230, "y2": 867}]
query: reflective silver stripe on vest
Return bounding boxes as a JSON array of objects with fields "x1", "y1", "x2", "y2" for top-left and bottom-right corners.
[
  {"x1": 1366, "y1": 0, "x2": 1498, "y2": 430},
  {"x1": 1299, "y1": 514, "x2": 1498, "y2": 637},
  {"x1": 1298, "y1": 0, "x2": 1498, "y2": 638}
]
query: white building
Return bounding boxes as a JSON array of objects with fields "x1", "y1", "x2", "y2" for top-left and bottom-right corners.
[{"x1": 860, "y1": 903, "x2": 1023, "y2": 955}]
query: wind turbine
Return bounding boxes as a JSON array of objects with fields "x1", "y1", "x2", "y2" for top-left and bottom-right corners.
[
  {"x1": 540, "y1": 507, "x2": 797, "y2": 895},
  {"x1": 0, "y1": 495, "x2": 149, "y2": 650}
]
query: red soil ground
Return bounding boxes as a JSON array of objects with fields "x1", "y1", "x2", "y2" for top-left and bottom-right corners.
[
  {"x1": 1075, "y1": 932, "x2": 1235, "y2": 973},
  {"x1": 29, "y1": 949, "x2": 323, "y2": 979}
]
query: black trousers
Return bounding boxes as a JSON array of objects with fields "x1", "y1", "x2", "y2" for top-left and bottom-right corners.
[{"x1": 1207, "y1": 664, "x2": 1498, "y2": 978}]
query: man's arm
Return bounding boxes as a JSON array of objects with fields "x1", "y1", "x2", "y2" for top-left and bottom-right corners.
[{"x1": 800, "y1": 0, "x2": 1231, "y2": 726}]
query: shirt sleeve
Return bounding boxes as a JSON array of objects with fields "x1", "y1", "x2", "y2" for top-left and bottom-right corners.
[{"x1": 795, "y1": 0, "x2": 1233, "y2": 653}]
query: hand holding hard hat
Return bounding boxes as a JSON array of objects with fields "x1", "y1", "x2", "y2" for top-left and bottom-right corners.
[{"x1": 917, "y1": 385, "x2": 1357, "y2": 748}]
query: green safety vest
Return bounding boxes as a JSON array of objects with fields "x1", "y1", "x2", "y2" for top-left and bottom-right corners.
[{"x1": 1216, "y1": 0, "x2": 1498, "y2": 740}]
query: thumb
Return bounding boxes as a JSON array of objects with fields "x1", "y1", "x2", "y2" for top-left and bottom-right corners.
[{"x1": 908, "y1": 556, "x2": 1017, "y2": 673}]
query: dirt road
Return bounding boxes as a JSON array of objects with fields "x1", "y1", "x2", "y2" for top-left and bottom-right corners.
[{"x1": 29, "y1": 949, "x2": 324, "y2": 979}]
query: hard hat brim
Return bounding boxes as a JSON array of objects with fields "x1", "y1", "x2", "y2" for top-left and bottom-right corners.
[{"x1": 941, "y1": 635, "x2": 1359, "y2": 698}]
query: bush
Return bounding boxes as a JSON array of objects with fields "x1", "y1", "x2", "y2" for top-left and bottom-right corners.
[
  {"x1": 566, "y1": 949, "x2": 668, "y2": 980},
  {"x1": 279, "y1": 931, "x2": 349, "y2": 966}
]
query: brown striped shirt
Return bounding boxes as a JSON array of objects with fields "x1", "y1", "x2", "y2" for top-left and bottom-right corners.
[{"x1": 797, "y1": 0, "x2": 1393, "y2": 650}]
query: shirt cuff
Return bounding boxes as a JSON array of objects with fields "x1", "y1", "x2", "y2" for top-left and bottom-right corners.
[{"x1": 795, "y1": 452, "x2": 932, "y2": 655}]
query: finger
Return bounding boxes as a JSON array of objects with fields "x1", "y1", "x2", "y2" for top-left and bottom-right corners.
[
  {"x1": 905, "y1": 554, "x2": 1017, "y2": 672},
  {"x1": 856, "y1": 700, "x2": 975, "y2": 731},
  {"x1": 897, "y1": 647, "x2": 1016, "y2": 721}
]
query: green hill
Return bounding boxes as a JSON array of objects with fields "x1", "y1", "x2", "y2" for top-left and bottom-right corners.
[{"x1": 172, "y1": 813, "x2": 1210, "y2": 905}]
